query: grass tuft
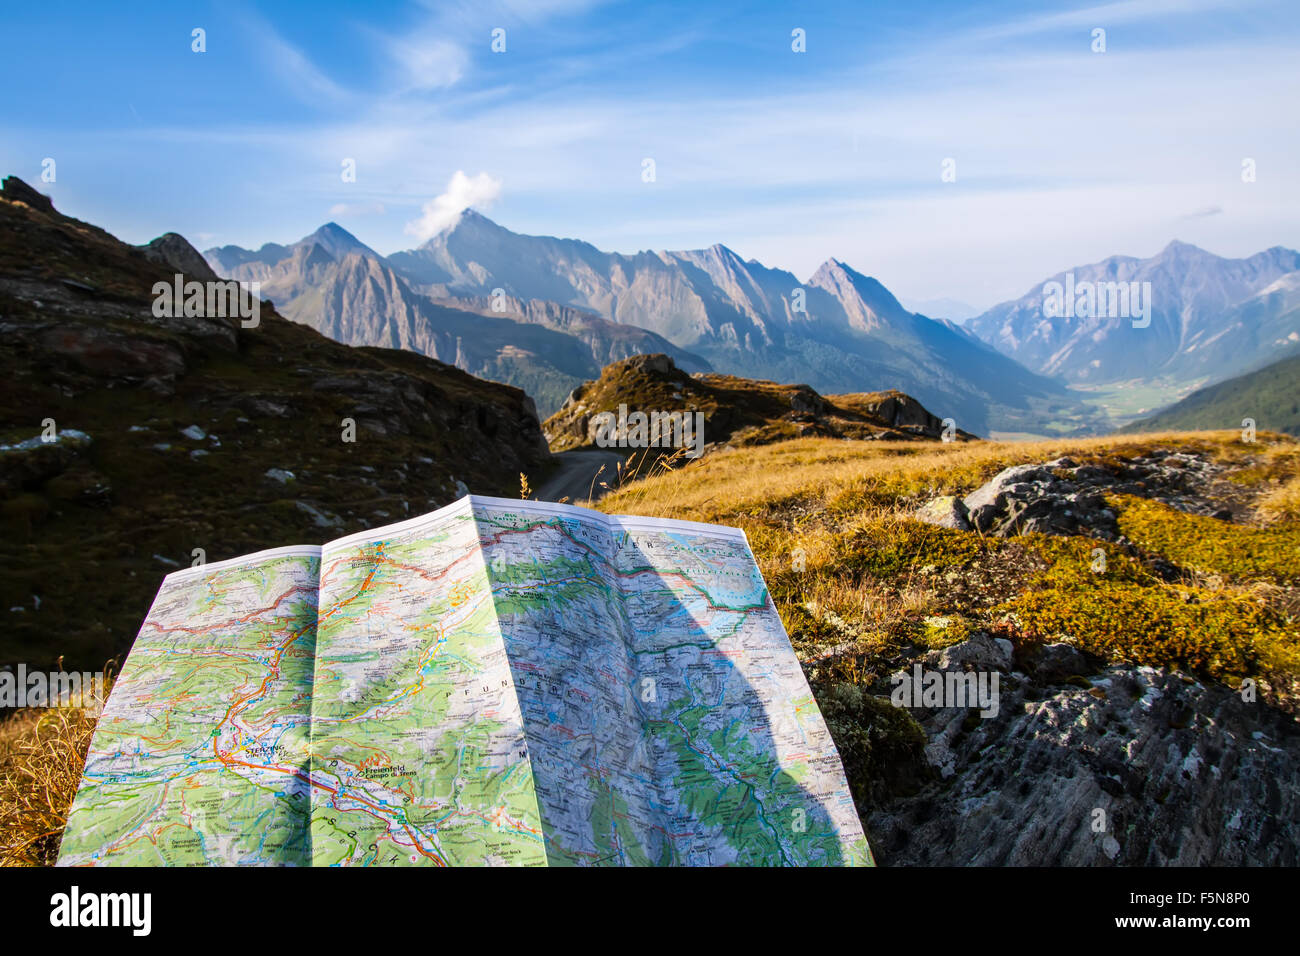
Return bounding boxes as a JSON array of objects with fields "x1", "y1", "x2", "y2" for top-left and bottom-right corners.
[{"x1": 0, "y1": 703, "x2": 101, "y2": 866}]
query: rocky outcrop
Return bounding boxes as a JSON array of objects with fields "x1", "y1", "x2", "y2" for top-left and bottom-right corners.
[
  {"x1": 0, "y1": 429, "x2": 94, "y2": 497},
  {"x1": 916, "y1": 450, "x2": 1233, "y2": 538},
  {"x1": 866, "y1": 634, "x2": 1300, "y2": 866},
  {"x1": 139, "y1": 233, "x2": 220, "y2": 283},
  {"x1": 913, "y1": 495, "x2": 971, "y2": 530},
  {"x1": 544, "y1": 354, "x2": 974, "y2": 453},
  {"x1": 617, "y1": 353, "x2": 676, "y2": 378},
  {"x1": 850, "y1": 390, "x2": 944, "y2": 433},
  {"x1": 890, "y1": 446, "x2": 1300, "y2": 864},
  {"x1": 1, "y1": 175, "x2": 54, "y2": 213}
]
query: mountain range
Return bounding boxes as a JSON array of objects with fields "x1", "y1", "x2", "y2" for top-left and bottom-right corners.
[
  {"x1": 206, "y1": 215, "x2": 1300, "y2": 436},
  {"x1": 204, "y1": 222, "x2": 709, "y2": 417},
  {"x1": 207, "y1": 213, "x2": 1091, "y2": 435}
]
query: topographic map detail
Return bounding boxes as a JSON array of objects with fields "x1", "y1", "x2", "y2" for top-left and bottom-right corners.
[
  {"x1": 59, "y1": 497, "x2": 870, "y2": 866},
  {"x1": 59, "y1": 547, "x2": 321, "y2": 865},
  {"x1": 309, "y1": 506, "x2": 544, "y2": 866}
]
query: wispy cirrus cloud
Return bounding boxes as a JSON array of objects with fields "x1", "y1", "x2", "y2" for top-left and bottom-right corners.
[
  {"x1": 961, "y1": 0, "x2": 1270, "y2": 42},
  {"x1": 386, "y1": 37, "x2": 469, "y2": 92},
  {"x1": 237, "y1": 9, "x2": 355, "y2": 106}
]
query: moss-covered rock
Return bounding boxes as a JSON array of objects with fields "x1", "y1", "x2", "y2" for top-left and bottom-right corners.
[{"x1": 813, "y1": 682, "x2": 931, "y2": 811}]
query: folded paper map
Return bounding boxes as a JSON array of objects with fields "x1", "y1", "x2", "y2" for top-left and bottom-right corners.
[{"x1": 58, "y1": 495, "x2": 871, "y2": 866}]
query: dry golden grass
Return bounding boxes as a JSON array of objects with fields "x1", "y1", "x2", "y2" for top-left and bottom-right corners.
[
  {"x1": 596, "y1": 428, "x2": 1300, "y2": 695},
  {"x1": 598, "y1": 429, "x2": 1265, "y2": 523},
  {"x1": 1259, "y1": 474, "x2": 1300, "y2": 523},
  {"x1": 0, "y1": 703, "x2": 101, "y2": 866}
]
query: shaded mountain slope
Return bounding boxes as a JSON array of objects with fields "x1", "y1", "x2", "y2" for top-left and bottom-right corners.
[{"x1": 1124, "y1": 353, "x2": 1300, "y2": 437}]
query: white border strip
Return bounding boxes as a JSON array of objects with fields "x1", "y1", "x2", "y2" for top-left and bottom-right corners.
[
  {"x1": 164, "y1": 495, "x2": 753, "y2": 575},
  {"x1": 162, "y1": 544, "x2": 322, "y2": 584},
  {"x1": 321, "y1": 494, "x2": 475, "y2": 554}
]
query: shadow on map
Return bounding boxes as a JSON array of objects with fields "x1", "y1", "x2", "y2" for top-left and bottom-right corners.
[{"x1": 488, "y1": 518, "x2": 856, "y2": 866}]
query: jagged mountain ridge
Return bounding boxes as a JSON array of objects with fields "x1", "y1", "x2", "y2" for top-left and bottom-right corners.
[
  {"x1": 206, "y1": 223, "x2": 710, "y2": 416},
  {"x1": 966, "y1": 240, "x2": 1300, "y2": 386},
  {"x1": 344, "y1": 211, "x2": 1097, "y2": 436}
]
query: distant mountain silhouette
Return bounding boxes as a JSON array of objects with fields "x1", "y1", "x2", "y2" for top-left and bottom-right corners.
[{"x1": 966, "y1": 241, "x2": 1300, "y2": 387}]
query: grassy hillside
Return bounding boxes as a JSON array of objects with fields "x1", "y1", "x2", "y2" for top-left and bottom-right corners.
[
  {"x1": 591, "y1": 430, "x2": 1300, "y2": 842},
  {"x1": 1124, "y1": 354, "x2": 1300, "y2": 436}
]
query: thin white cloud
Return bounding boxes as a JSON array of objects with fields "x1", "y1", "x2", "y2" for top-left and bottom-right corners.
[
  {"x1": 405, "y1": 170, "x2": 503, "y2": 241},
  {"x1": 387, "y1": 37, "x2": 468, "y2": 91},
  {"x1": 962, "y1": 0, "x2": 1267, "y2": 42},
  {"x1": 329, "y1": 201, "x2": 387, "y2": 217},
  {"x1": 239, "y1": 11, "x2": 353, "y2": 106},
  {"x1": 375, "y1": 0, "x2": 613, "y2": 93}
]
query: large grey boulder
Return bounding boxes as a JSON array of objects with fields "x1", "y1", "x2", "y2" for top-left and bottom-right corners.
[
  {"x1": 961, "y1": 457, "x2": 1120, "y2": 538},
  {"x1": 963, "y1": 462, "x2": 1052, "y2": 514},
  {"x1": 958, "y1": 450, "x2": 1233, "y2": 540},
  {"x1": 869, "y1": 662, "x2": 1300, "y2": 865},
  {"x1": 932, "y1": 632, "x2": 1013, "y2": 672},
  {"x1": 139, "y1": 232, "x2": 221, "y2": 283}
]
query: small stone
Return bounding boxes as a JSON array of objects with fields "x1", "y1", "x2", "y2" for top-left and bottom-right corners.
[
  {"x1": 914, "y1": 495, "x2": 971, "y2": 531},
  {"x1": 1031, "y1": 642, "x2": 1090, "y2": 682},
  {"x1": 937, "y1": 632, "x2": 1013, "y2": 672},
  {"x1": 296, "y1": 500, "x2": 342, "y2": 528}
]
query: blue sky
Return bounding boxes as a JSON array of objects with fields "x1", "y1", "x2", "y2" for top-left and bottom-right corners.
[{"x1": 3, "y1": 0, "x2": 1299, "y2": 309}]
